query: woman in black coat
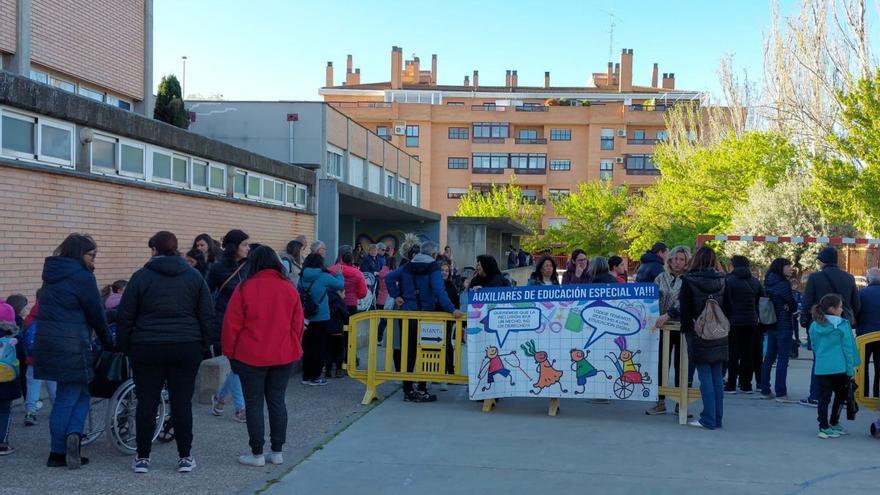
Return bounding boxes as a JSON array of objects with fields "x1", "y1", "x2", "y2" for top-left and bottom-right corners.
[
  {"x1": 760, "y1": 258, "x2": 797, "y2": 400},
  {"x1": 466, "y1": 255, "x2": 509, "y2": 289},
  {"x1": 34, "y1": 233, "x2": 113, "y2": 468}
]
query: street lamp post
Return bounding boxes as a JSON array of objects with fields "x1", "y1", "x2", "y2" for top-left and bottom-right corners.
[{"x1": 182, "y1": 55, "x2": 187, "y2": 98}]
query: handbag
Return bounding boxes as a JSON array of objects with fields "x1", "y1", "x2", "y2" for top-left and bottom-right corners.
[
  {"x1": 212, "y1": 262, "x2": 246, "y2": 303},
  {"x1": 759, "y1": 296, "x2": 777, "y2": 325}
]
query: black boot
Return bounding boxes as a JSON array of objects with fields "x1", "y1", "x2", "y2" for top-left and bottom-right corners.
[
  {"x1": 47, "y1": 452, "x2": 66, "y2": 467},
  {"x1": 65, "y1": 433, "x2": 82, "y2": 469}
]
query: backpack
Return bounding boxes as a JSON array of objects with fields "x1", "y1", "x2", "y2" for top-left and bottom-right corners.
[
  {"x1": 0, "y1": 335, "x2": 20, "y2": 383},
  {"x1": 694, "y1": 296, "x2": 730, "y2": 340},
  {"x1": 298, "y1": 279, "x2": 326, "y2": 319},
  {"x1": 24, "y1": 320, "x2": 37, "y2": 356}
]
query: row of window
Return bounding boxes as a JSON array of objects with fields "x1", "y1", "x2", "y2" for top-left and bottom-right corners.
[
  {"x1": 444, "y1": 155, "x2": 645, "y2": 179},
  {"x1": 30, "y1": 70, "x2": 132, "y2": 110},
  {"x1": 446, "y1": 187, "x2": 570, "y2": 200},
  {"x1": 327, "y1": 147, "x2": 420, "y2": 207},
  {"x1": 0, "y1": 106, "x2": 308, "y2": 209}
]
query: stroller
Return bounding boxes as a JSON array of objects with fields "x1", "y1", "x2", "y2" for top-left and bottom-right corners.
[{"x1": 358, "y1": 272, "x2": 378, "y2": 311}]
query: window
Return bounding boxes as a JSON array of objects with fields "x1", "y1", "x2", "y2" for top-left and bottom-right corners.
[
  {"x1": 472, "y1": 153, "x2": 508, "y2": 171},
  {"x1": 448, "y1": 127, "x2": 468, "y2": 139},
  {"x1": 262, "y1": 178, "x2": 275, "y2": 201},
  {"x1": 632, "y1": 129, "x2": 646, "y2": 140},
  {"x1": 510, "y1": 153, "x2": 546, "y2": 170},
  {"x1": 600, "y1": 159, "x2": 613, "y2": 180},
  {"x1": 399, "y1": 179, "x2": 408, "y2": 201},
  {"x1": 550, "y1": 129, "x2": 571, "y2": 141},
  {"x1": 446, "y1": 102, "x2": 464, "y2": 106},
  {"x1": 295, "y1": 185, "x2": 308, "y2": 208},
  {"x1": 411, "y1": 183, "x2": 419, "y2": 207},
  {"x1": 1, "y1": 112, "x2": 35, "y2": 157},
  {"x1": 106, "y1": 95, "x2": 132, "y2": 111},
  {"x1": 247, "y1": 174, "x2": 261, "y2": 198},
  {"x1": 600, "y1": 128, "x2": 614, "y2": 150},
  {"x1": 656, "y1": 130, "x2": 668, "y2": 141},
  {"x1": 548, "y1": 218, "x2": 567, "y2": 229},
  {"x1": 521, "y1": 189, "x2": 538, "y2": 202},
  {"x1": 405, "y1": 125, "x2": 419, "y2": 147},
  {"x1": 348, "y1": 155, "x2": 364, "y2": 188},
  {"x1": 447, "y1": 187, "x2": 468, "y2": 199},
  {"x1": 233, "y1": 171, "x2": 246, "y2": 195},
  {"x1": 120, "y1": 143, "x2": 144, "y2": 176},
  {"x1": 30, "y1": 70, "x2": 49, "y2": 84},
  {"x1": 517, "y1": 129, "x2": 538, "y2": 140},
  {"x1": 549, "y1": 189, "x2": 570, "y2": 199},
  {"x1": 49, "y1": 76, "x2": 75, "y2": 93},
  {"x1": 78, "y1": 86, "x2": 104, "y2": 102},
  {"x1": 448, "y1": 157, "x2": 468, "y2": 169},
  {"x1": 368, "y1": 163, "x2": 381, "y2": 193},
  {"x1": 549, "y1": 159, "x2": 571, "y2": 171},
  {"x1": 326, "y1": 151, "x2": 343, "y2": 178},
  {"x1": 152, "y1": 151, "x2": 172, "y2": 182},
  {"x1": 625, "y1": 154, "x2": 658, "y2": 174},
  {"x1": 686, "y1": 130, "x2": 696, "y2": 141},
  {"x1": 473, "y1": 122, "x2": 509, "y2": 139},
  {"x1": 39, "y1": 121, "x2": 73, "y2": 165},
  {"x1": 91, "y1": 137, "x2": 117, "y2": 171},
  {"x1": 192, "y1": 160, "x2": 209, "y2": 188},
  {"x1": 209, "y1": 164, "x2": 226, "y2": 192},
  {"x1": 386, "y1": 173, "x2": 397, "y2": 198},
  {"x1": 377, "y1": 126, "x2": 390, "y2": 140}
]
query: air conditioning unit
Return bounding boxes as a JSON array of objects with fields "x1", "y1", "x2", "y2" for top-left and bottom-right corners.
[
  {"x1": 617, "y1": 128, "x2": 627, "y2": 137},
  {"x1": 393, "y1": 122, "x2": 407, "y2": 135},
  {"x1": 615, "y1": 157, "x2": 624, "y2": 164}
]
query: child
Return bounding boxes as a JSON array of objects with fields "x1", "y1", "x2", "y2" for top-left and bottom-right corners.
[
  {"x1": 0, "y1": 302, "x2": 26, "y2": 455},
  {"x1": 809, "y1": 293, "x2": 860, "y2": 439},
  {"x1": 102, "y1": 280, "x2": 128, "y2": 310},
  {"x1": 21, "y1": 291, "x2": 56, "y2": 427}
]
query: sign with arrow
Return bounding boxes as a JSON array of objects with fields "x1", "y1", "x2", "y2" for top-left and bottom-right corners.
[{"x1": 420, "y1": 321, "x2": 445, "y2": 345}]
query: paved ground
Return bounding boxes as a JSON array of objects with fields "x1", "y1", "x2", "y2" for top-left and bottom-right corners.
[
  {"x1": 0, "y1": 371, "x2": 397, "y2": 495},
  {"x1": 266, "y1": 353, "x2": 880, "y2": 495}
]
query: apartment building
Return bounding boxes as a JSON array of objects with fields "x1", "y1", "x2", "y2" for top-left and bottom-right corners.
[
  {"x1": 320, "y1": 47, "x2": 704, "y2": 241},
  {"x1": 0, "y1": 0, "x2": 152, "y2": 114}
]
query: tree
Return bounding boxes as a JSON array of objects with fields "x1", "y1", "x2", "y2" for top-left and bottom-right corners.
[
  {"x1": 722, "y1": 174, "x2": 856, "y2": 272},
  {"x1": 454, "y1": 175, "x2": 544, "y2": 248},
  {"x1": 546, "y1": 181, "x2": 629, "y2": 256},
  {"x1": 154, "y1": 75, "x2": 189, "y2": 129}
]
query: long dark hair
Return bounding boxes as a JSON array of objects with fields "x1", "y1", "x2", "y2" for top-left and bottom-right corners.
[
  {"x1": 477, "y1": 255, "x2": 502, "y2": 278},
  {"x1": 688, "y1": 246, "x2": 719, "y2": 272},
  {"x1": 812, "y1": 293, "x2": 843, "y2": 325},
  {"x1": 285, "y1": 239, "x2": 303, "y2": 263},
  {"x1": 244, "y1": 245, "x2": 285, "y2": 284},
  {"x1": 193, "y1": 233, "x2": 221, "y2": 264},
  {"x1": 54, "y1": 233, "x2": 97, "y2": 265},
  {"x1": 766, "y1": 257, "x2": 792, "y2": 279},
  {"x1": 531, "y1": 255, "x2": 558, "y2": 282},
  {"x1": 303, "y1": 253, "x2": 329, "y2": 272},
  {"x1": 570, "y1": 249, "x2": 586, "y2": 267},
  {"x1": 185, "y1": 249, "x2": 208, "y2": 275},
  {"x1": 149, "y1": 231, "x2": 178, "y2": 257},
  {"x1": 221, "y1": 229, "x2": 249, "y2": 264}
]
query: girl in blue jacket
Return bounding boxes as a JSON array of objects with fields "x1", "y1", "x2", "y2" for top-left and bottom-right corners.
[{"x1": 809, "y1": 294, "x2": 860, "y2": 439}]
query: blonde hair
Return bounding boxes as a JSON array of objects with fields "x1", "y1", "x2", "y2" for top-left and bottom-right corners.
[{"x1": 666, "y1": 245, "x2": 691, "y2": 270}]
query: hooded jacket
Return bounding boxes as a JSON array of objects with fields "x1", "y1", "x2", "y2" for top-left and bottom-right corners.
[
  {"x1": 386, "y1": 254, "x2": 456, "y2": 312},
  {"x1": 33, "y1": 256, "x2": 112, "y2": 383},
  {"x1": 722, "y1": 266, "x2": 763, "y2": 326},
  {"x1": 809, "y1": 315, "x2": 859, "y2": 376},
  {"x1": 635, "y1": 251, "x2": 665, "y2": 283},
  {"x1": 299, "y1": 267, "x2": 345, "y2": 322},
  {"x1": 679, "y1": 269, "x2": 727, "y2": 364},
  {"x1": 0, "y1": 320, "x2": 25, "y2": 401},
  {"x1": 116, "y1": 255, "x2": 215, "y2": 351},
  {"x1": 222, "y1": 269, "x2": 304, "y2": 366},
  {"x1": 331, "y1": 263, "x2": 368, "y2": 308},
  {"x1": 765, "y1": 272, "x2": 797, "y2": 335}
]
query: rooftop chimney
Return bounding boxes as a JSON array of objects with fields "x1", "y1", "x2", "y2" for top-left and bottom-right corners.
[
  {"x1": 464, "y1": 75, "x2": 470, "y2": 87},
  {"x1": 511, "y1": 70, "x2": 518, "y2": 88},
  {"x1": 619, "y1": 48, "x2": 633, "y2": 92},
  {"x1": 651, "y1": 63, "x2": 659, "y2": 88},
  {"x1": 344, "y1": 55, "x2": 360, "y2": 85},
  {"x1": 325, "y1": 61, "x2": 333, "y2": 87},
  {"x1": 662, "y1": 73, "x2": 675, "y2": 90},
  {"x1": 473, "y1": 70, "x2": 479, "y2": 90},
  {"x1": 391, "y1": 46, "x2": 402, "y2": 89},
  {"x1": 544, "y1": 71, "x2": 550, "y2": 88},
  {"x1": 606, "y1": 62, "x2": 613, "y2": 86},
  {"x1": 346, "y1": 54, "x2": 353, "y2": 73},
  {"x1": 431, "y1": 54, "x2": 438, "y2": 85},
  {"x1": 505, "y1": 70, "x2": 511, "y2": 87}
]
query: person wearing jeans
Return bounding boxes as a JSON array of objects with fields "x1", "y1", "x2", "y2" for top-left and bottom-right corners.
[
  {"x1": 761, "y1": 258, "x2": 797, "y2": 401},
  {"x1": 117, "y1": 231, "x2": 215, "y2": 473},
  {"x1": 694, "y1": 362, "x2": 724, "y2": 429},
  {"x1": 298, "y1": 253, "x2": 345, "y2": 386},
  {"x1": 24, "y1": 367, "x2": 57, "y2": 425},
  {"x1": 223, "y1": 246, "x2": 304, "y2": 466},
  {"x1": 213, "y1": 373, "x2": 245, "y2": 422}
]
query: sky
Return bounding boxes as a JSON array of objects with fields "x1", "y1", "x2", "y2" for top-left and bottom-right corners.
[{"x1": 153, "y1": 0, "x2": 835, "y2": 101}]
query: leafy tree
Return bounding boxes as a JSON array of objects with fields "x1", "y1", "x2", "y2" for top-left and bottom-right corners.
[
  {"x1": 546, "y1": 181, "x2": 629, "y2": 256},
  {"x1": 153, "y1": 75, "x2": 189, "y2": 129},
  {"x1": 454, "y1": 175, "x2": 544, "y2": 248}
]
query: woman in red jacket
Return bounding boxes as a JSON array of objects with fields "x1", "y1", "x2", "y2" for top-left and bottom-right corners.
[
  {"x1": 223, "y1": 246, "x2": 304, "y2": 467},
  {"x1": 329, "y1": 245, "x2": 367, "y2": 375}
]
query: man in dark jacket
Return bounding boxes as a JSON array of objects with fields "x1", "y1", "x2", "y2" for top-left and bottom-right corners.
[
  {"x1": 635, "y1": 242, "x2": 668, "y2": 283},
  {"x1": 722, "y1": 256, "x2": 764, "y2": 393},
  {"x1": 856, "y1": 267, "x2": 880, "y2": 397},
  {"x1": 507, "y1": 247, "x2": 518, "y2": 270},
  {"x1": 386, "y1": 241, "x2": 463, "y2": 403}
]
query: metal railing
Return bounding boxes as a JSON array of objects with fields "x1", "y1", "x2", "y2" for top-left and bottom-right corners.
[
  {"x1": 628, "y1": 104, "x2": 672, "y2": 112},
  {"x1": 328, "y1": 101, "x2": 392, "y2": 108},
  {"x1": 472, "y1": 167, "x2": 505, "y2": 174},
  {"x1": 515, "y1": 105, "x2": 549, "y2": 112},
  {"x1": 511, "y1": 167, "x2": 547, "y2": 175},
  {"x1": 855, "y1": 332, "x2": 880, "y2": 413},
  {"x1": 627, "y1": 138, "x2": 658, "y2": 145},
  {"x1": 472, "y1": 137, "x2": 506, "y2": 144},
  {"x1": 515, "y1": 138, "x2": 548, "y2": 145},
  {"x1": 471, "y1": 105, "x2": 506, "y2": 111},
  {"x1": 626, "y1": 168, "x2": 661, "y2": 176}
]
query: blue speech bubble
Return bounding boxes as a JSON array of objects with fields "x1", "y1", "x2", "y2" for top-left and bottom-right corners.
[
  {"x1": 485, "y1": 307, "x2": 542, "y2": 347},
  {"x1": 581, "y1": 301, "x2": 642, "y2": 349}
]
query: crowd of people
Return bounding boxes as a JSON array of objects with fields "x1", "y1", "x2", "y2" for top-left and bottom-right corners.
[{"x1": 1, "y1": 232, "x2": 878, "y2": 475}]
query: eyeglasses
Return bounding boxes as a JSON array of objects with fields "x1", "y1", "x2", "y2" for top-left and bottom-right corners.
[
  {"x1": 576, "y1": 257, "x2": 587, "y2": 262},
  {"x1": 85, "y1": 252, "x2": 97, "y2": 259}
]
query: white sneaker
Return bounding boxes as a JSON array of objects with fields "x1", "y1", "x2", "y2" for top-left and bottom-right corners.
[
  {"x1": 267, "y1": 451, "x2": 284, "y2": 465},
  {"x1": 238, "y1": 454, "x2": 266, "y2": 467},
  {"x1": 439, "y1": 383, "x2": 449, "y2": 391},
  {"x1": 687, "y1": 420, "x2": 705, "y2": 428}
]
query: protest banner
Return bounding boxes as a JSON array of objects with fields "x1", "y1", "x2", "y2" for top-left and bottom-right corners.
[{"x1": 466, "y1": 284, "x2": 660, "y2": 401}]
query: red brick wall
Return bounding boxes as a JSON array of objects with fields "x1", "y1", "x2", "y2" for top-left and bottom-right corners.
[
  {"x1": 0, "y1": 165, "x2": 314, "y2": 302},
  {"x1": 0, "y1": 0, "x2": 16, "y2": 55}
]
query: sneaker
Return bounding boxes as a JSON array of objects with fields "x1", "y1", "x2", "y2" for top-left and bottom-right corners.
[
  {"x1": 439, "y1": 383, "x2": 449, "y2": 392},
  {"x1": 775, "y1": 395, "x2": 795, "y2": 403},
  {"x1": 0, "y1": 444, "x2": 14, "y2": 456},
  {"x1": 724, "y1": 388, "x2": 738, "y2": 395},
  {"x1": 404, "y1": 391, "x2": 437, "y2": 403},
  {"x1": 267, "y1": 451, "x2": 284, "y2": 465},
  {"x1": 335, "y1": 369, "x2": 345, "y2": 379},
  {"x1": 740, "y1": 389, "x2": 754, "y2": 395},
  {"x1": 309, "y1": 379, "x2": 328, "y2": 387},
  {"x1": 760, "y1": 392, "x2": 775, "y2": 400},
  {"x1": 132, "y1": 457, "x2": 151, "y2": 474},
  {"x1": 831, "y1": 424, "x2": 849, "y2": 435},
  {"x1": 687, "y1": 419, "x2": 705, "y2": 429},
  {"x1": 238, "y1": 454, "x2": 266, "y2": 467},
  {"x1": 65, "y1": 433, "x2": 81, "y2": 469},
  {"x1": 211, "y1": 394, "x2": 225, "y2": 416},
  {"x1": 177, "y1": 456, "x2": 196, "y2": 473},
  {"x1": 645, "y1": 401, "x2": 667, "y2": 415},
  {"x1": 799, "y1": 398, "x2": 819, "y2": 408},
  {"x1": 818, "y1": 428, "x2": 840, "y2": 439},
  {"x1": 674, "y1": 404, "x2": 694, "y2": 419},
  {"x1": 234, "y1": 409, "x2": 247, "y2": 423},
  {"x1": 23, "y1": 412, "x2": 36, "y2": 426},
  {"x1": 301, "y1": 379, "x2": 310, "y2": 385},
  {"x1": 35, "y1": 400, "x2": 44, "y2": 412}
]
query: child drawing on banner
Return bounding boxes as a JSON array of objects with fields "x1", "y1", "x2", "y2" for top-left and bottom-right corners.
[
  {"x1": 609, "y1": 336, "x2": 651, "y2": 385},
  {"x1": 520, "y1": 340, "x2": 567, "y2": 395},
  {"x1": 569, "y1": 349, "x2": 612, "y2": 395},
  {"x1": 476, "y1": 346, "x2": 516, "y2": 392}
]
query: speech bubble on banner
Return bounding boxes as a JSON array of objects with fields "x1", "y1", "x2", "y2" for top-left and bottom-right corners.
[
  {"x1": 485, "y1": 307, "x2": 542, "y2": 347},
  {"x1": 581, "y1": 302, "x2": 641, "y2": 349}
]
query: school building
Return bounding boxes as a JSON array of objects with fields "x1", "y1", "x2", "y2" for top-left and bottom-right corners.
[{"x1": 320, "y1": 47, "x2": 704, "y2": 241}]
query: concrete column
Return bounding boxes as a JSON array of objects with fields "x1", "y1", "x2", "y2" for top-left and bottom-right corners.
[
  {"x1": 136, "y1": 0, "x2": 155, "y2": 117},
  {"x1": 317, "y1": 179, "x2": 340, "y2": 258},
  {"x1": 11, "y1": 0, "x2": 32, "y2": 76}
]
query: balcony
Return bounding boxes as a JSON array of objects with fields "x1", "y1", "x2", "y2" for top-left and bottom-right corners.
[
  {"x1": 515, "y1": 105, "x2": 549, "y2": 112},
  {"x1": 328, "y1": 101, "x2": 392, "y2": 108},
  {"x1": 625, "y1": 168, "x2": 661, "y2": 176},
  {"x1": 628, "y1": 104, "x2": 672, "y2": 112},
  {"x1": 511, "y1": 168, "x2": 547, "y2": 175},
  {"x1": 515, "y1": 138, "x2": 548, "y2": 145},
  {"x1": 471, "y1": 105, "x2": 506, "y2": 111},
  {"x1": 627, "y1": 138, "x2": 657, "y2": 145},
  {"x1": 472, "y1": 137, "x2": 506, "y2": 144},
  {"x1": 472, "y1": 168, "x2": 505, "y2": 174}
]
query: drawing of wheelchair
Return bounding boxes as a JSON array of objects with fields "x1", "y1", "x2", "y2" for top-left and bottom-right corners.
[{"x1": 605, "y1": 353, "x2": 653, "y2": 399}]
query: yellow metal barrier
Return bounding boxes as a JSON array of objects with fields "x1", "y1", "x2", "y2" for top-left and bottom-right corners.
[
  {"x1": 855, "y1": 332, "x2": 880, "y2": 412},
  {"x1": 656, "y1": 322, "x2": 702, "y2": 424}
]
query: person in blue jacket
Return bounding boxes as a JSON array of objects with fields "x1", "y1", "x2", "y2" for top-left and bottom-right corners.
[
  {"x1": 386, "y1": 241, "x2": 463, "y2": 402},
  {"x1": 298, "y1": 252, "x2": 345, "y2": 386},
  {"x1": 635, "y1": 242, "x2": 668, "y2": 283},
  {"x1": 33, "y1": 233, "x2": 114, "y2": 468},
  {"x1": 760, "y1": 258, "x2": 798, "y2": 401}
]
